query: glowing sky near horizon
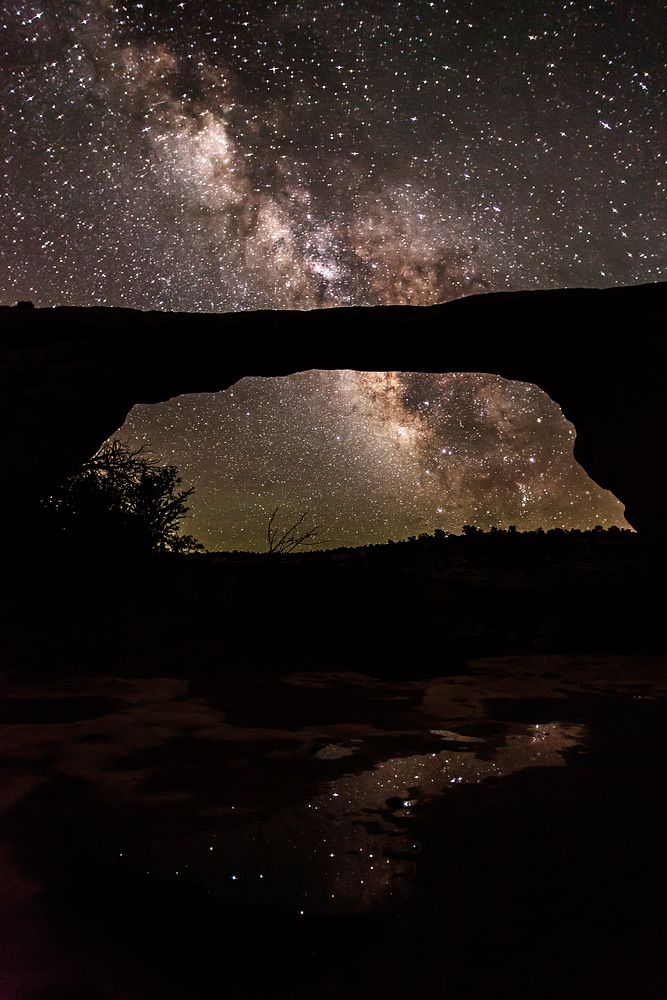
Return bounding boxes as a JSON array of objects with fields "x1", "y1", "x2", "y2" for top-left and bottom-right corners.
[{"x1": 116, "y1": 372, "x2": 627, "y2": 551}]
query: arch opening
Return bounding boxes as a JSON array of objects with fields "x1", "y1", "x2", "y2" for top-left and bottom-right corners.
[{"x1": 110, "y1": 371, "x2": 629, "y2": 552}]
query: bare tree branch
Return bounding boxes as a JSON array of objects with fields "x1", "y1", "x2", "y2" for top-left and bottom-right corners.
[{"x1": 265, "y1": 508, "x2": 323, "y2": 554}]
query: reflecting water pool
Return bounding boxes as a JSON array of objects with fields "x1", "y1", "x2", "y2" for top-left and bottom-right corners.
[{"x1": 119, "y1": 721, "x2": 586, "y2": 916}]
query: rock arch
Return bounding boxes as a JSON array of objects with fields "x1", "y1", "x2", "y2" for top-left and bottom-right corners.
[{"x1": 2, "y1": 282, "x2": 665, "y2": 533}]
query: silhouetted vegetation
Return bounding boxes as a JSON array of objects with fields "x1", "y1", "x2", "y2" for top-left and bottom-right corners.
[
  {"x1": 6, "y1": 523, "x2": 660, "y2": 682},
  {"x1": 43, "y1": 440, "x2": 204, "y2": 556},
  {"x1": 174, "y1": 524, "x2": 651, "y2": 673},
  {"x1": 266, "y1": 507, "x2": 322, "y2": 554}
]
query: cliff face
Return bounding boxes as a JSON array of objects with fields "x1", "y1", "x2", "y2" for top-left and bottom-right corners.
[{"x1": 1, "y1": 281, "x2": 665, "y2": 533}]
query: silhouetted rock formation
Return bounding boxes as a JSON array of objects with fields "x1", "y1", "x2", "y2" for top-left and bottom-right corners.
[{"x1": 1, "y1": 282, "x2": 665, "y2": 533}]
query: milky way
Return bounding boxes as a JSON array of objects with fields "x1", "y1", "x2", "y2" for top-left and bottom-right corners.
[
  {"x1": 116, "y1": 372, "x2": 627, "y2": 551},
  {"x1": 3, "y1": 1, "x2": 661, "y2": 545},
  {"x1": 1, "y1": 1, "x2": 664, "y2": 309}
]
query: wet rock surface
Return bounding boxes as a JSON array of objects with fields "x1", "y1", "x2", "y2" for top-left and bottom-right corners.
[{"x1": 2, "y1": 657, "x2": 666, "y2": 998}]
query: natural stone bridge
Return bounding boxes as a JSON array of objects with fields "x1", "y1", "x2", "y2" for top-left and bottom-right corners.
[{"x1": 2, "y1": 281, "x2": 665, "y2": 533}]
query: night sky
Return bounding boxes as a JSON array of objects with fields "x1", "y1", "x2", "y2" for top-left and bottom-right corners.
[
  {"x1": 3, "y1": 1, "x2": 663, "y2": 547},
  {"x1": 116, "y1": 372, "x2": 627, "y2": 551}
]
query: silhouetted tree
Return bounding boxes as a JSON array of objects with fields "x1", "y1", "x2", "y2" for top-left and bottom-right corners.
[
  {"x1": 266, "y1": 507, "x2": 322, "y2": 554},
  {"x1": 44, "y1": 440, "x2": 204, "y2": 555}
]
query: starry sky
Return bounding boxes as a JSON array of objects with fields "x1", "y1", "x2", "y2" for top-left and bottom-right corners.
[
  {"x1": 3, "y1": 1, "x2": 663, "y2": 546},
  {"x1": 116, "y1": 372, "x2": 627, "y2": 550},
  {"x1": 2, "y1": 0, "x2": 664, "y2": 308}
]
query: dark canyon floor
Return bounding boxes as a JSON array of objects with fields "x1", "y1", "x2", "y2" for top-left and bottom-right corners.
[{"x1": 2, "y1": 530, "x2": 667, "y2": 998}]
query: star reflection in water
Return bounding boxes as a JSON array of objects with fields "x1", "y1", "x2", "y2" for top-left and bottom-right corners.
[{"x1": 124, "y1": 722, "x2": 586, "y2": 915}]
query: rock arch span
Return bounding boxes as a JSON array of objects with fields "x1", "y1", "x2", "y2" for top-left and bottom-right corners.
[{"x1": 1, "y1": 282, "x2": 665, "y2": 533}]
